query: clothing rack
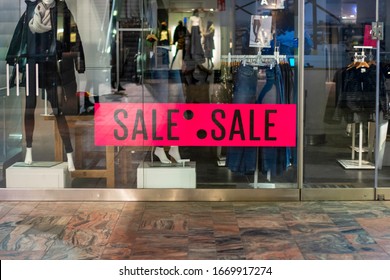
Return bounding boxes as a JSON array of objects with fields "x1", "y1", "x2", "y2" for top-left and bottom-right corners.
[
  {"x1": 221, "y1": 49, "x2": 287, "y2": 66},
  {"x1": 222, "y1": 50, "x2": 287, "y2": 188},
  {"x1": 338, "y1": 46, "x2": 375, "y2": 170}
]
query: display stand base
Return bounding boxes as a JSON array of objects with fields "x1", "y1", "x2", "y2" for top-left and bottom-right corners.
[
  {"x1": 137, "y1": 161, "x2": 196, "y2": 188},
  {"x1": 250, "y1": 183, "x2": 276, "y2": 189},
  {"x1": 337, "y1": 159, "x2": 375, "y2": 170},
  {"x1": 217, "y1": 156, "x2": 226, "y2": 167},
  {"x1": 6, "y1": 162, "x2": 70, "y2": 188},
  {"x1": 350, "y1": 146, "x2": 369, "y2": 153}
]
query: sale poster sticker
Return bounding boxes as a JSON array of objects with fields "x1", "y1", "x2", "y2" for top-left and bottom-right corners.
[{"x1": 94, "y1": 103, "x2": 296, "y2": 147}]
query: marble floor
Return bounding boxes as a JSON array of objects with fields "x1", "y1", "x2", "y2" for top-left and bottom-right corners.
[{"x1": 1, "y1": 200, "x2": 390, "y2": 260}]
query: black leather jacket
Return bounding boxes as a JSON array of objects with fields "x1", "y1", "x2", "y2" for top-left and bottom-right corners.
[
  {"x1": 333, "y1": 65, "x2": 390, "y2": 122},
  {"x1": 6, "y1": 0, "x2": 85, "y2": 72}
]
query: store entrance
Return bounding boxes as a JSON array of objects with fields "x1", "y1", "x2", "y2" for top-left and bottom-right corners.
[{"x1": 302, "y1": 0, "x2": 388, "y2": 201}]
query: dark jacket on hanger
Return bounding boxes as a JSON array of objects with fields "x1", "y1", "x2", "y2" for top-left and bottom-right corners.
[
  {"x1": 6, "y1": 0, "x2": 85, "y2": 89},
  {"x1": 333, "y1": 65, "x2": 390, "y2": 123}
]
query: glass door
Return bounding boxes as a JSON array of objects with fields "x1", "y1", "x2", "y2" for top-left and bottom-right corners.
[
  {"x1": 377, "y1": 0, "x2": 390, "y2": 200},
  {"x1": 303, "y1": 0, "x2": 381, "y2": 200},
  {"x1": 119, "y1": 0, "x2": 301, "y2": 199}
]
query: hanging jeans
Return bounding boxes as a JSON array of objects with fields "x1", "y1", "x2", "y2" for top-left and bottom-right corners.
[
  {"x1": 226, "y1": 63, "x2": 258, "y2": 174},
  {"x1": 257, "y1": 65, "x2": 284, "y2": 104},
  {"x1": 256, "y1": 65, "x2": 290, "y2": 177}
]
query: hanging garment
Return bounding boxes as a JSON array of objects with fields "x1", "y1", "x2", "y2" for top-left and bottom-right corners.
[
  {"x1": 256, "y1": 65, "x2": 289, "y2": 177},
  {"x1": 190, "y1": 25, "x2": 205, "y2": 64},
  {"x1": 333, "y1": 64, "x2": 389, "y2": 123},
  {"x1": 173, "y1": 23, "x2": 187, "y2": 50},
  {"x1": 203, "y1": 24, "x2": 215, "y2": 59},
  {"x1": 6, "y1": 0, "x2": 85, "y2": 152},
  {"x1": 226, "y1": 63, "x2": 258, "y2": 174}
]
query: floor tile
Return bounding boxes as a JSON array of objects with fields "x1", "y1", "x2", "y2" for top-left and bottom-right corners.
[{"x1": 0, "y1": 201, "x2": 390, "y2": 260}]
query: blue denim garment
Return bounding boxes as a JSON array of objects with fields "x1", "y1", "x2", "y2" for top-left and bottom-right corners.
[
  {"x1": 256, "y1": 65, "x2": 290, "y2": 177},
  {"x1": 158, "y1": 47, "x2": 170, "y2": 65},
  {"x1": 232, "y1": 63, "x2": 258, "y2": 103},
  {"x1": 257, "y1": 65, "x2": 285, "y2": 104},
  {"x1": 274, "y1": 64, "x2": 291, "y2": 169},
  {"x1": 226, "y1": 63, "x2": 258, "y2": 174},
  {"x1": 257, "y1": 68, "x2": 275, "y2": 104}
]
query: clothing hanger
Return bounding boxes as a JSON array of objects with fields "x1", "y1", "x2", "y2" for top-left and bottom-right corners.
[
  {"x1": 347, "y1": 51, "x2": 369, "y2": 69},
  {"x1": 367, "y1": 49, "x2": 376, "y2": 66},
  {"x1": 356, "y1": 60, "x2": 370, "y2": 69},
  {"x1": 347, "y1": 53, "x2": 359, "y2": 70}
]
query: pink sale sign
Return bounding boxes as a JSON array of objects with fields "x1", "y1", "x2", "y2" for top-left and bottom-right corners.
[{"x1": 94, "y1": 103, "x2": 296, "y2": 147}]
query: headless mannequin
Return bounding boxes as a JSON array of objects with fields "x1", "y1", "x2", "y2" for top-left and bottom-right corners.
[
  {"x1": 204, "y1": 21, "x2": 215, "y2": 69},
  {"x1": 186, "y1": 9, "x2": 212, "y2": 79},
  {"x1": 24, "y1": 63, "x2": 75, "y2": 171},
  {"x1": 153, "y1": 22, "x2": 185, "y2": 164},
  {"x1": 188, "y1": 10, "x2": 204, "y2": 59},
  {"x1": 24, "y1": 0, "x2": 75, "y2": 171}
]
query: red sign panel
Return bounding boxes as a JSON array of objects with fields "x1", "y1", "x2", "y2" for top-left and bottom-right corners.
[
  {"x1": 218, "y1": 0, "x2": 226, "y2": 11},
  {"x1": 94, "y1": 103, "x2": 296, "y2": 147}
]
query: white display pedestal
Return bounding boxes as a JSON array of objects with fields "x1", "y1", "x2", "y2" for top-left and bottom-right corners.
[
  {"x1": 137, "y1": 161, "x2": 196, "y2": 188},
  {"x1": 338, "y1": 122, "x2": 375, "y2": 170},
  {"x1": 6, "y1": 162, "x2": 70, "y2": 188}
]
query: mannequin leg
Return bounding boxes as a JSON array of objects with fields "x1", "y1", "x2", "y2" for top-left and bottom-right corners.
[
  {"x1": 48, "y1": 84, "x2": 75, "y2": 171},
  {"x1": 24, "y1": 65, "x2": 38, "y2": 164},
  {"x1": 168, "y1": 146, "x2": 183, "y2": 163},
  {"x1": 170, "y1": 50, "x2": 179, "y2": 69},
  {"x1": 48, "y1": 86, "x2": 74, "y2": 154},
  {"x1": 67, "y1": 153, "x2": 75, "y2": 172},
  {"x1": 154, "y1": 147, "x2": 171, "y2": 164},
  {"x1": 25, "y1": 147, "x2": 33, "y2": 165}
]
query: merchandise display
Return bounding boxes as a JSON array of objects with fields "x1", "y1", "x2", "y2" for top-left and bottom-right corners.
[{"x1": 6, "y1": 0, "x2": 85, "y2": 172}]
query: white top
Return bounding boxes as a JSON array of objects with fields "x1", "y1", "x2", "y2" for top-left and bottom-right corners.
[
  {"x1": 189, "y1": 15, "x2": 203, "y2": 34},
  {"x1": 190, "y1": 16, "x2": 201, "y2": 26}
]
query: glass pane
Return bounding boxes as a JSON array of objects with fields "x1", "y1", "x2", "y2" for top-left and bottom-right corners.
[
  {"x1": 130, "y1": 0, "x2": 298, "y2": 189},
  {"x1": 304, "y1": 0, "x2": 378, "y2": 189},
  {"x1": 1, "y1": 0, "x2": 299, "y2": 191},
  {"x1": 2, "y1": 0, "x2": 113, "y2": 189},
  {"x1": 0, "y1": 1, "x2": 23, "y2": 185},
  {"x1": 378, "y1": 0, "x2": 390, "y2": 189}
]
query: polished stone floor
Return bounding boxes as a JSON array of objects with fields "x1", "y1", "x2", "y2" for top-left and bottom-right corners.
[{"x1": 1, "y1": 200, "x2": 390, "y2": 260}]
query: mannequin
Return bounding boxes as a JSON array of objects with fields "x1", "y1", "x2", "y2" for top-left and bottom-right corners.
[
  {"x1": 6, "y1": 0, "x2": 86, "y2": 171},
  {"x1": 157, "y1": 21, "x2": 170, "y2": 67},
  {"x1": 170, "y1": 20, "x2": 187, "y2": 69},
  {"x1": 188, "y1": 9, "x2": 204, "y2": 63},
  {"x1": 153, "y1": 22, "x2": 185, "y2": 164},
  {"x1": 182, "y1": 9, "x2": 211, "y2": 84},
  {"x1": 203, "y1": 21, "x2": 215, "y2": 69}
]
